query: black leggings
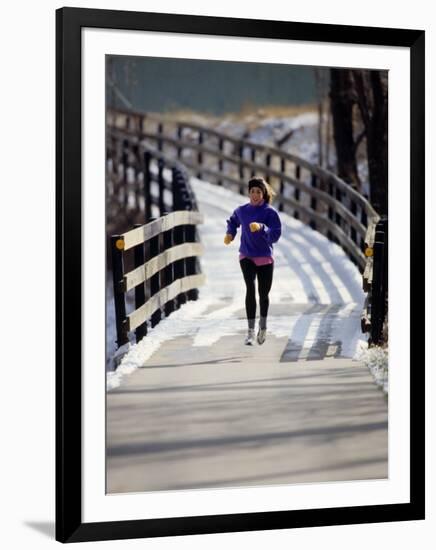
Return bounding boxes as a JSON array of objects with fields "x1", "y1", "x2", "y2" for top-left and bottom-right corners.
[{"x1": 239, "y1": 258, "x2": 274, "y2": 320}]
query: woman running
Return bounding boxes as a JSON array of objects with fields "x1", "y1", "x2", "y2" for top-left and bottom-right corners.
[{"x1": 224, "y1": 177, "x2": 282, "y2": 345}]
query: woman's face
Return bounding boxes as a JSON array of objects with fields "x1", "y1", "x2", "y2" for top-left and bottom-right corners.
[{"x1": 249, "y1": 186, "x2": 264, "y2": 205}]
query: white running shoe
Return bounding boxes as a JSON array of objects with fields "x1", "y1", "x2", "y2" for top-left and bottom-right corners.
[
  {"x1": 245, "y1": 329, "x2": 255, "y2": 345},
  {"x1": 257, "y1": 328, "x2": 266, "y2": 345}
]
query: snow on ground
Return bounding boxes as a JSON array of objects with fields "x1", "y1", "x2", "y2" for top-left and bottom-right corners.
[
  {"x1": 355, "y1": 344, "x2": 388, "y2": 395},
  {"x1": 107, "y1": 178, "x2": 367, "y2": 391},
  {"x1": 242, "y1": 112, "x2": 317, "y2": 144}
]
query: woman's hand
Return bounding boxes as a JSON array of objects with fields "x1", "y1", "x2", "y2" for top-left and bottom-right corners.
[
  {"x1": 224, "y1": 234, "x2": 233, "y2": 245},
  {"x1": 249, "y1": 222, "x2": 263, "y2": 232}
]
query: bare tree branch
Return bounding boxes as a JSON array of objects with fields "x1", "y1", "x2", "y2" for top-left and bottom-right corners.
[
  {"x1": 353, "y1": 128, "x2": 366, "y2": 154},
  {"x1": 352, "y1": 70, "x2": 371, "y2": 129}
]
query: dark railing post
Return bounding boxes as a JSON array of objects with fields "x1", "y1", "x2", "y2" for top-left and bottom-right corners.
[
  {"x1": 143, "y1": 232, "x2": 151, "y2": 321},
  {"x1": 361, "y1": 208, "x2": 368, "y2": 250},
  {"x1": 171, "y1": 167, "x2": 177, "y2": 211},
  {"x1": 111, "y1": 236, "x2": 129, "y2": 348},
  {"x1": 172, "y1": 167, "x2": 187, "y2": 211},
  {"x1": 149, "y1": 218, "x2": 162, "y2": 328},
  {"x1": 310, "y1": 174, "x2": 317, "y2": 210},
  {"x1": 177, "y1": 125, "x2": 183, "y2": 160},
  {"x1": 177, "y1": 180, "x2": 188, "y2": 210},
  {"x1": 171, "y1": 166, "x2": 192, "y2": 307},
  {"x1": 370, "y1": 218, "x2": 388, "y2": 345},
  {"x1": 143, "y1": 151, "x2": 152, "y2": 223},
  {"x1": 175, "y1": 242, "x2": 187, "y2": 307},
  {"x1": 238, "y1": 141, "x2": 244, "y2": 194},
  {"x1": 173, "y1": 193, "x2": 188, "y2": 307},
  {"x1": 218, "y1": 137, "x2": 224, "y2": 186},
  {"x1": 113, "y1": 145, "x2": 121, "y2": 206},
  {"x1": 133, "y1": 224, "x2": 147, "y2": 343},
  {"x1": 265, "y1": 153, "x2": 271, "y2": 183},
  {"x1": 163, "y1": 212, "x2": 176, "y2": 317},
  {"x1": 350, "y1": 199, "x2": 358, "y2": 244},
  {"x1": 279, "y1": 157, "x2": 285, "y2": 212},
  {"x1": 158, "y1": 158, "x2": 165, "y2": 216},
  {"x1": 139, "y1": 114, "x2": 145, "y2": 135},
  {"x1": 132, "y1": 143, "x2": 140, "y2": 212},
  {"x1": 251, "y1": 148, "x2": 256, "y2": 178},
  {"x1": 185, "y1": 205, "x2": 199, "y2": 302},
  {"x1": 173, "y1": 219, "x2": 186, "y2": 309},
  {"x1": 294, "y1": 164, "x2": 301, "y2": 220},
  {"x1": 325, "y1": 179, "x2": 333, "y2": 241},
  {"x1": 310, "y1": 173, "x2": 317, "y2": 230},
  {"x1": 381, "y1": 219, "x2": 388, "y2": 340},
  {"x1": 197, "y1": 131, "x2": 203, "y2": 180},
  {"x1": 157, "y1": 122, "x2": 164, "y2": 152},
  {"x1": 175, "y1": 177, "x2": 187, "y2": 209},
  {"x1": 122, "y1": 139, "x2": 129, "y2": 210},
  {"x1": 328, "y1": 179, "x2": 334, "y2": 222},
  {"x1": 335, "y1": 187, "x2": 343, "y2": 229}
]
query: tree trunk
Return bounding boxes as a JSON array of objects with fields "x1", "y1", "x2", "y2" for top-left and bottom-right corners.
[
  {"x1": 368, "y1": 71, "x2": 388, "y2": 215},
  {"x1": 315, "y1": 68, "x2": 324, "y2": 167},
  {"x1": 329, "y1": 68, "x2": 361, "y2": 190},
  {"x1": 353, "y1": 70, "x2": 388, "y2": 215},
  {"x1": 325, "y1": 106, "x2": 332, "y2": 169},
  {"x1": 317, "y1": 95, "x2": 324, "y2": 167}
]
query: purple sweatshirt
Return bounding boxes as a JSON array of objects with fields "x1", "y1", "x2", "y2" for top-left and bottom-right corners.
[{"x1": 226, "y1": 202, "x2": 282, "y2": 257}]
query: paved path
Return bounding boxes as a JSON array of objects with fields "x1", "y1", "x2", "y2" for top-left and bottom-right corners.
[
  {"x1": 107, "y1": 329, "x2": 387, "y2": 493},
  {"x1": 106, "y1": 178, "x2": 387, "y2": 493}
]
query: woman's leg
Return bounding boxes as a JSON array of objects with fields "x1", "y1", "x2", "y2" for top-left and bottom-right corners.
[
  {"x1": 239, "y1": 258, "x2": 257, "y2": 329},
  {"x1": 257, "y1": 263, "x2": 274, "y2": 328}
]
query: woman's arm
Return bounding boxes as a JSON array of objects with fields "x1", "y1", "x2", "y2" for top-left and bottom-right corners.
[
  {"x1": 261, "y1": 210, "x2": 282, "y2": 245},
  {"x1": 226, "y1": 209, "x2": 241, "y2": 238}
]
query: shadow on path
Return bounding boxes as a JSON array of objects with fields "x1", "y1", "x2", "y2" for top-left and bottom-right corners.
[
  {"x1": 108, "y1": 420, "x2": 388, "y2": 458},
  {"x1": 165, "y1": 455, "x2": 388, "y2": 491}
]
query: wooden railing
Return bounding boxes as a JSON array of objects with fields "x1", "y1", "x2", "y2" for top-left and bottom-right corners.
[
  {"x1": 107, "y1": 108, "x2": 387, "y2": 345},
  {"x1": 111, "y1": 210, "x2": 205, "y2": 348},
  {"x1": 361, "y1": 217, "x2": 388, "y2": 344},
  {"x1": 106, "y1": 132, "x2": 198, "y2": 237},
  {"x1": 108, "y1": 143, "x2": 204, "y2": 349},
  {"x1": 107, "y1": 108, "x2": 379, "y2": 271}
]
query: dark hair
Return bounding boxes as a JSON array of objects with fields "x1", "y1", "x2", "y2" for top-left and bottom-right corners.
[{"x1": 248, "y1": 177, "x2": 276, "y2": 204}]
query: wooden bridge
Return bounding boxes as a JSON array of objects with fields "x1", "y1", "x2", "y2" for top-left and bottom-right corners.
[{"x1": 105, "y1": 108, "x2": 388, "y2": 493}]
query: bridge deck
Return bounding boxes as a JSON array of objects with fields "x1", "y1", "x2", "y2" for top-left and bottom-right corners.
[
  {"x1": 107, "y1": 178, "x2": 387, "y2": 493},
  {"x1": 107, "y1": 331, "x2": 387, "y2": 493}
]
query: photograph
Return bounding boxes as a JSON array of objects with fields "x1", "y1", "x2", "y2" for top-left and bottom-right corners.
[{"x1": 105, "y1": 55, "x2": 389, "y2": 494}]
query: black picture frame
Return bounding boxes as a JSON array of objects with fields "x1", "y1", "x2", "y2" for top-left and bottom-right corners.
[{"x1": 56, "y1": 6, "x2": 425, "y2": 543}]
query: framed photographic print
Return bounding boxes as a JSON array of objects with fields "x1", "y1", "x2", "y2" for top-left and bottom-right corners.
[{"x1": 56, "y1": 6, "x2": 425, "y2": 543}]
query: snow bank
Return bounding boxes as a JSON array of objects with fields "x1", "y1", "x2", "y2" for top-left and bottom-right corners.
[{"x1": 354, "y1": 343, "x2": 389, "y2": 395}]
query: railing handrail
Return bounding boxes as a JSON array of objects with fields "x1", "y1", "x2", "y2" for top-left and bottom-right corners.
[
  {"x1": 115, "y1": 126, "x2": 376, "y2": 224},
  {"x1": 108, "y1": 107, "x2": 379, "y2": 221},
  {"x1": 127, "y1": 273, "x2": 206, "y2": 333},
  {"x1": 109, "y1": 146, "x2": 205, "y2": 349},
  {"x1": 117, "y1": 210, "x2": 204, "y2": 251},
  {"x1": 108, "y1": 110, "x2": 379, "y2": 271},
  {"x1": 124, "y1": 242, "x2": 204, "y2": 292}
]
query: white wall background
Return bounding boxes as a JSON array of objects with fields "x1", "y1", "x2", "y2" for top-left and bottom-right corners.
[{"x1": 0, "y1": 1, "x2": 433, "y2": 548}]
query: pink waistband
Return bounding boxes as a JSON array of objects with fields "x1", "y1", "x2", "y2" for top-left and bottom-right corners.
[{"x1": 239, "y1": 254, "x2": 274, "y2": 266}]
